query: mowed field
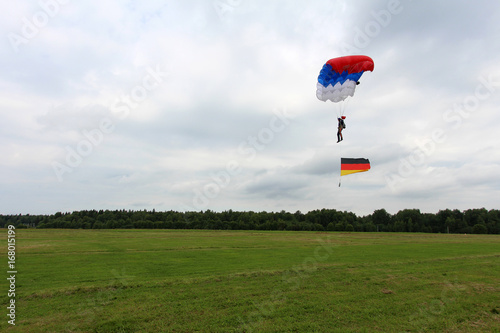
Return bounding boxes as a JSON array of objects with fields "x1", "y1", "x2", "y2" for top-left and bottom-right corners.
[{"x1": 1, "y1": 229, "x2": 499, "y2": 332}]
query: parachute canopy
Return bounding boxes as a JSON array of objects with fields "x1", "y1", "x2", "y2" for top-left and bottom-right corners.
[
  {"x1": 317, "y1": 55, "x2": 374, "y2": 103},
  {"x1": 340, "y1": 158, "x2": 371, "y2": 176}
]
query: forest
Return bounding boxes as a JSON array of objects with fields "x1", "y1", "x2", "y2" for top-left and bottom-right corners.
[{"x1": 1, "y1": 208, "x2": 499, "y2": 234}]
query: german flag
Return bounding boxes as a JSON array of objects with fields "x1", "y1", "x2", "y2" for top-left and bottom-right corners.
[{"x1": 341, "y1": 158, "x2": 370, "y2": 176}]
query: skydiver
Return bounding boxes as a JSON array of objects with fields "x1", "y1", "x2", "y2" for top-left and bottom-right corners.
[{"x1": 337, "y1": 116, "x2": 346, "y2": 143}]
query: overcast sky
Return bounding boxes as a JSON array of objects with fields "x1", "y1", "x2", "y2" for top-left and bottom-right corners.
[{"x1": 2, "y1": 0, "x2": 500, "y2": 216}]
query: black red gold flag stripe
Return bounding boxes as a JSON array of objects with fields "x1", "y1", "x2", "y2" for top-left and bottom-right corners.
[{"x1": 340, "y1": 158, "x2": 370, "y2": 176}]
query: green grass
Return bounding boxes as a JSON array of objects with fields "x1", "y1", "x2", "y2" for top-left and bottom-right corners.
[{"x1": 1, "y1": 230, "x2": 499, "y2": 332}]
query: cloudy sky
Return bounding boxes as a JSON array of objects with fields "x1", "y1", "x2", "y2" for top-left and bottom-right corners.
[{"x1": 2, "y1": 0, "x2": 500, "y2": 216}]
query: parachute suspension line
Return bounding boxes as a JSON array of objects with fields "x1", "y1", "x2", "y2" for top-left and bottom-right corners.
[
  {"x1": 338, "y1": 153, "x2": 342, "y2": 187},
  {"x1": 338, "y1": 130, "x2": 342, "y2": 187},
  {"x1": 335, "y1": 98, "x2": 350, "y2": 119},
  {"x1": 342, "y1": 98, "x2": 350, "y2": 117},
  {"x1": 336, "y1": 101, "x2": 344, "y2": 118}
]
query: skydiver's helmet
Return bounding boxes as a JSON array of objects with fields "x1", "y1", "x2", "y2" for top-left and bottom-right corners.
[{"x1": 341, "y1": 116, "x2": 346, "y2": 119}]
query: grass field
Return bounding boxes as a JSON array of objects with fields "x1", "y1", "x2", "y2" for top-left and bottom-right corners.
[{"x1": 1, "y1": 229, "x2": 499, "y2": 332}]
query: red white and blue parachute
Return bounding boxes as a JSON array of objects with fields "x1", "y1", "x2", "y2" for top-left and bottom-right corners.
[{"x1": 316, "y1": 55, "x2": 374, "y2": 103}]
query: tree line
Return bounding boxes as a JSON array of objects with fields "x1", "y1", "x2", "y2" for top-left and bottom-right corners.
[{"x1": 1, "y1": 208, "x2": 499, "y2": 234}]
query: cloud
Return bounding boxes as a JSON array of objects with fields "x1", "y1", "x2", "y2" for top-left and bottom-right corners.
[{"x1": 1, "y1": 1, "x2": 500, "y2": 215}]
